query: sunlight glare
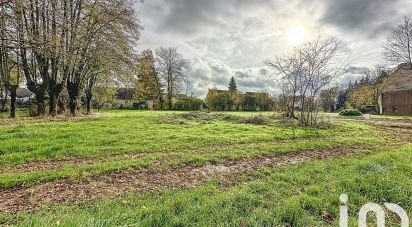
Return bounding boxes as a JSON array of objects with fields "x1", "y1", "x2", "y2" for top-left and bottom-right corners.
[{"x1": 287, "y1": 27, "x2": 306, "y2": 46}]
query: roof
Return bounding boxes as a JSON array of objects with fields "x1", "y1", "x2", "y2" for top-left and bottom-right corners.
[
  {"x1": 384, "y1": 63, "x2": 412, "y2": 92},
  {"x1": 116, "y1": 88, "x2": 135, "y2": 100},
  {"x1": 208, "y1": 89, "x2": 229, "y2": 93},
  {"x1": 16, "y1": 88, "x2": 34, "y2": 98}
]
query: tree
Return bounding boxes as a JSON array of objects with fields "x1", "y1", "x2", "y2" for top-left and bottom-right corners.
[
  {"x1": 336, "y1": 84, "x2": 351, "y2": 110},
  {"x1": 156, "y1": 47, "x2": 185, "y2": 110},
  {"x1": 267, "y1": 36, "x2": 343, "y2": 126},
  {"x1": 65, "y1": 0, "x2": 141, "y2": 116},
  {"x1": 136, "y1": 49, "x2": 163, "y2": 108},
  {"x1": 349, "y1": 85, "x2": 374, "y2": 109},
  {"x1": 383, "y1": 17, "x2": 412, "y2": 69},
  {"x1": 228, "y1": 77, "x2": 237, "y2": 92},
  {"x1": 9, "y1": 0, "x2": 140, "y2": 117},
  {"x1": 319, "y1": 87, "x2": 338, "y2": 112},
  {"x1": 348, "y1": 65, "x2": 391, "y2": 110},
  {"x1": 0, "y1": 3, "x2": 20, "y2": 118},
  {"x1": 243, "y1": 95, "x2": 257, "y2": 111},
  {"x1": 227, "y1": 76, "x2": 238, "y2": 110},
  {"x1": 92, "y1": 80, "x2": 117, "y2": 111},
  {"x1": 365, "y1": 65, "x2": 390, "y2": 106},
  {"x1": 174, "y1": 97, "x2": 203, "y2": 111},
  {"x1": 12, "y1": 0, "x2": 75, "y2": 116}
]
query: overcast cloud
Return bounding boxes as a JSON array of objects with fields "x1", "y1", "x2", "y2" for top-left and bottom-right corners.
[{"x1": 135, "y1": 0, "x2": 412, "y2": 97}]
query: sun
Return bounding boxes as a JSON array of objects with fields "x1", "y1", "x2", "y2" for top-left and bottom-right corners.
[{"x1": 287, "y1": 27, "x2": 306, "y2": 46}]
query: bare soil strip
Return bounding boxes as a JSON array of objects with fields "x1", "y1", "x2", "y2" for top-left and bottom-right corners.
[
  {"x1": 0, "y1": 153, "x2": 148, "y2": 174},
  {"x1": 0, "y1": 147, "x2": 366, "y2": 214}
]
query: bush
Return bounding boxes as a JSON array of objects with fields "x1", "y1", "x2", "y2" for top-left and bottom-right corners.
[
  {"x1": 338, "y1": 109, "x2": 363, "y2": 117},
  {"x1": 174, "y1": 98, "x2": 204, "y2": 111},
  {"x1": 238, "y1": 115, "x2": 272, "y2": 125},
  {"x1": 177, "y1": 111, "x2": 214, "y2": 121}
]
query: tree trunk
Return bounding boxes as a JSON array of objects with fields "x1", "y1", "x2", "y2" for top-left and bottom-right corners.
[
  {"x1": 0, "y1": 98, "x2": 6, "y2": 112},
  {"x1": 48, "y1": 92, "x2": 59, "y2": 117},
  {"x1": 168, "y1": 94, "x2": 172, "y2": 110},
  {"x1": 69, "y1": 97, "x2": 79, "y2": 116},
  {"x1": 68, "y1": 85, "x2": 81, "y2": 117},
  {"x1": 85, "y1": 76, "x2": 96, "y2": 115},
  {"x1": 57, "y1": 96, "x2": 67, "y2": 114},
  {"x1": 9, "y1": 85, "x2": 17, "y2": 118},
  {"x1": 86, "y1": 95, "x2": 92, "y2": 115},
  {"x1": 35, "y1": 93, "x2": 46, "y2": 116},
  {"x1": 159, "y1": 96, "x2": 164, "y2": 110}
]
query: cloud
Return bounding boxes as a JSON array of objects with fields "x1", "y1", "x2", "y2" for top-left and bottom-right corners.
[
  {"x1": 135, "y1": 1, "x2": 410, "y2": 97},
  {"x1": 182, "y1": 58, "x2": 277, "y2": 97},
  {"x1": 320, "y1": 0, "x2": 411, "y2": 37}
]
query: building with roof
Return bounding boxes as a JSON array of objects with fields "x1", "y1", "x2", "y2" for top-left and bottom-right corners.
[{"x1": 380, "y1": 63, "x2": 412, "y2": 115}]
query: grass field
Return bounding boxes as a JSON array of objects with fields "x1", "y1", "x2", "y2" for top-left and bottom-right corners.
[{"x1": 0, "y1": 110, "x2": 411, "y2": 226}]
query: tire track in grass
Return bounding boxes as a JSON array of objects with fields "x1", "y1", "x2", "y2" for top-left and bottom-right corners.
[
  {"x1": 0, "y1": 153, "x2": 148, "y2": 174},
  {"x1": 0, "y1": 146, "x2": 368, "y2": 214}
]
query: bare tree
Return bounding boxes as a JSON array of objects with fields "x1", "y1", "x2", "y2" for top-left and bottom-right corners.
[
  {"x1": 364, "y1": 65, "x2": 391, "y2": 106},
  {"x1": 9, "y1": 0, "x2": 140, "y2": 117},
  {"x1": 267, "y1": 36, "x2": 343, "y2": 126},
  {"x1": 0, "y1": 2, "x2": 21, "y2": 118},
  {"x1": 266, "y1": 50, "x2": 305, "y2": 119},
  {"x1": 155, "y1": 47, "x2": 185, "y2": 110},
  {"x1": 383, "y1": 17, "x2": 412, "y2": 69}
]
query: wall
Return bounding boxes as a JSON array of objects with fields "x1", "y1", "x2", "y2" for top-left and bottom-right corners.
[{"x1": 381, "y1": 90, "x2": 412, "y2": 115}]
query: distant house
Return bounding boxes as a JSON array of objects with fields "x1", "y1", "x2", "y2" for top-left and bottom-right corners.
[
  {"x1": 16, "y1": 88, "x2": 35, "y2": 103},
  {"x1": 0, "y1": 88, "x2": 34, "y2": 109},
  {"x1": 115, "y1": 88, "x2": 136, "y2": 107},
  {"x1": 380, "y1": 63, "x2": 412, "y2": 115}
]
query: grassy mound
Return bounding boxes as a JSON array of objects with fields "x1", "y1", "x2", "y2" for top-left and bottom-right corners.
[
  {"x1": 237, "y1": 115, "x2": 272, "y2": 125},
  {"x1": 177, "y1": 111, "x2": 215, "y2": 121},
  {"x1": 338, "y1": 109, "x2": 363, "y2": 117},
  {"x1": 170, "y1": 112, "x2": 274, "y2": 125}
]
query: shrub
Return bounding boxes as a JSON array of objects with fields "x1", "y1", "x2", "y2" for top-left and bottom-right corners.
[
  {"x1": 338, "y1": 109, "x2": 363, "y2": 117},
  {"x1": 174, "y1": 98, "x2": 204, "y2": 111},
  {"x1": 177, "y1": 111, "x2": 214, "y2": 121},
  {"x1": 238, "y1": 115, "x2": 272, "y2": 125}
]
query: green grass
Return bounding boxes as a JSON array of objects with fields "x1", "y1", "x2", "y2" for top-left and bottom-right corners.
[
  {"x1": 6, "y1": 144, "x2": 412, "y2": 226},
  {"x1": 0, "y1": 111, "x2": 383, "y2": 188},
  {"x1": 0, "y1": 110, "x2": 410, "y2": 226}
]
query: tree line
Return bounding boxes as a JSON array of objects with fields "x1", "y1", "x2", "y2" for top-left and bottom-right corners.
[
  {"x1": 206, "y1": 77, "x2": 274, "y2": 111},
  {"x1": 0, "y1": 1, "x2": 191, "y2": 118},
  {"x1": 0, "y1": 0, "x2": 141, "y2": 117}
]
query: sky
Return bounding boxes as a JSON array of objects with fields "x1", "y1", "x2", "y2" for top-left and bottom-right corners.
[{"x1": 134, "y1": 0, "x2": 412, "y2": 97}]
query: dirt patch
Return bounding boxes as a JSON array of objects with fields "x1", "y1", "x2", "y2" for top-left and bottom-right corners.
[{"x1": 0, "y1": 147, "x2": 365, "y2": 214}]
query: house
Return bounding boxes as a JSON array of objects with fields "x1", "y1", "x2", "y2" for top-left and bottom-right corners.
[
  {"x1": 16, "y1": 88, "x2": 35, "y2": 103},
  {"x1": 380, "y1": 63, "x2": 412, "y2": 115},
  {"x1": 115, "y1": 88, "x2": 136, "y2": 107},
  {"x1": 0, "y1": 88, "x2": 34, "y2": 109}
]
